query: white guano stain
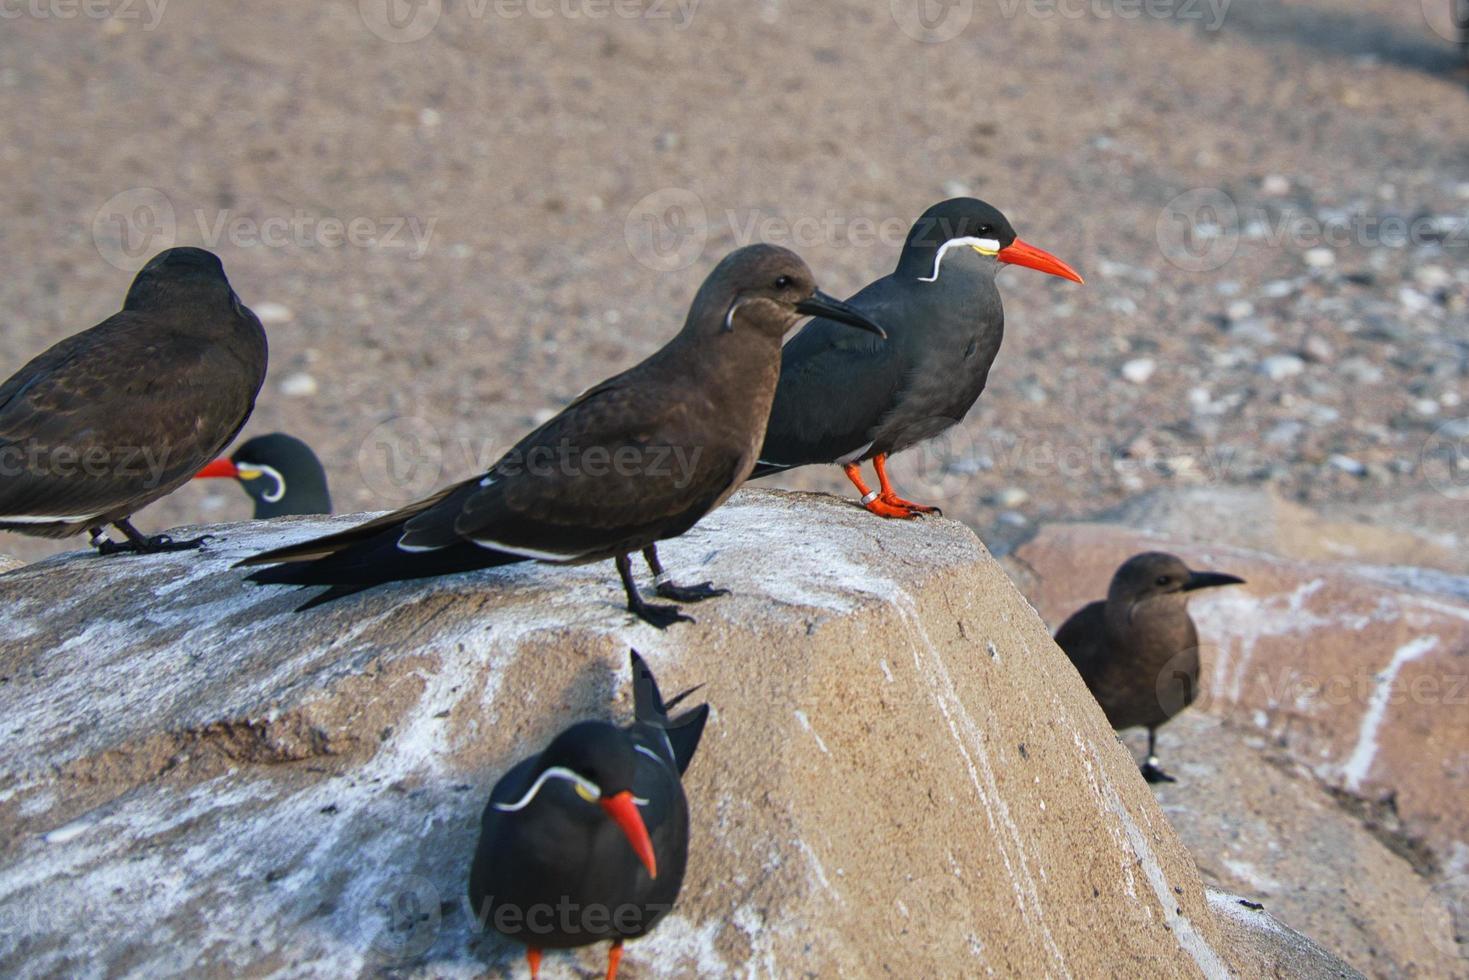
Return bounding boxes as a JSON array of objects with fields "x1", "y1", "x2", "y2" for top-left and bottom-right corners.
[{"x1": 1341, "y1": 635, "x2": 1440, "y2": 791}]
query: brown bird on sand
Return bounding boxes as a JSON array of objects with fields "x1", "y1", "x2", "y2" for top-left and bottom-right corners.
[
  {"x1": 239, "y1": 244, "x2": 887, "y2": 628},
  {"x1": 0, "y1": 247, "x2": 267, "y2": 554},
  {"x1": 1054, "y1": 552, "x2": 1244, "y2": 783}
]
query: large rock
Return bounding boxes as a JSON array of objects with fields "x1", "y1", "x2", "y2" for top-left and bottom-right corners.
[{"x1": 0, "y1": 489, "x2": 1349, "y2": 977}]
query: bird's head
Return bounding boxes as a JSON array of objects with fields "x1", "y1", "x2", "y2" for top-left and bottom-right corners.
[
  {"x1": 494, "y1": 721, "x2": 658, "y2": 878},
  {"x1": 195, "y1": 433, "x2": 331, "y2": 518},
  {"x1": 693, "y1": 244, "x2": 888, "y2": 342},
  {"x1": 897, "y1": 198, "x2": 1083, "y2": 286},
  {"x1": 1108, "y1": 551, "x2": 1245, "y2": 606},
  {"x1": 124, "y1": 247, "x2": 239, "y2": 311}
]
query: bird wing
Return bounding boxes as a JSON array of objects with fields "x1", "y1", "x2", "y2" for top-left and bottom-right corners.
[
  {"x1": 1053, "y1": 601, "x2": 1109, "y2": 682},
  {"x1": 0, "y1": 311, "x2": 262, "y2": 521},
  {"x1": 629, "y1": 650, "x2": 709, "y2": 775},
  {"x1": 757, "y1": 281, "x2": 913, "y2": 468},
  {"x1": 394, "y1": 375, "x2": 745, "y2": 558}
]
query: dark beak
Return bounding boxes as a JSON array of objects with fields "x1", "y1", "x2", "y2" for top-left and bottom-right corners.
[
  {"x1": 795, "y1": 289, "x2": 888, "y2": 339},
  {"x1": 1183, "y1": 570, "x2": 1245, "y2": 592}
]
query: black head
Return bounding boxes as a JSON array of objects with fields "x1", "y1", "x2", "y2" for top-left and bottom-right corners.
[
  {"x1": 538, "y1": 720, "x2": 640, "y2": 798},
  {"x1": 687, "y1": 244, "x2": 887, "y2": 341},
  {"x1": 895, "y1": 197, "x2": 1083, "y2": 285},
  {"x1": 1107, "y1": 552, "x2": 1245, "y2": 604},
  {"x1": 124, "y1": 247, "x2": 237, "y2": 311},
  {"x1": 232, "y1": 434, "x2": 331, "y2": 518}
]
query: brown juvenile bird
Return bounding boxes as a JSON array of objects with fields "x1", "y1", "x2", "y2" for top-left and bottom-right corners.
[
  {"x1": 240, "y1": 245, "x2": 886, "y2": 628},
  {"x1": 1054, "y1": 552, "x2": 1244, "y2": 783},
  {"x1": 0, "y1": 248, "x2": 267, "y2": 554}
]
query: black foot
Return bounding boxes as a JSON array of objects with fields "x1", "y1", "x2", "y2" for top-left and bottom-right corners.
[
  {"x1": 1140, "y1": 760, "x2": 1177, "y2": 784},
  {"x1": 630, "y1": 600, "x2": 694, "y2": 629},
  {"x1": 96, "y1": 533, "x2": 212, "y2": 556},
  {"x1": 655, "y1": 580, "x2": 730, "y2": 603}
]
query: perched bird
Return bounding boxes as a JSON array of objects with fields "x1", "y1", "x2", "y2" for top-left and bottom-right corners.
[
  {"x1": 239, "y1": 245, "x2": 886, "y2": 627},
  {"x1": 1054, "y1": 552, "x2": 1244, "y2": 783},
  {"x1": 0, "y1": 248, "x2": 267, "y2": 553},
  {"x1": 195, "y1": 433, "x2": 332, "y2": 518},
  {"x1": 469, "y1": 650, "x2": 708, "y2": 980},
  {"x1": 750, "y1": 198, "x2": 1082, "y2": 518}
]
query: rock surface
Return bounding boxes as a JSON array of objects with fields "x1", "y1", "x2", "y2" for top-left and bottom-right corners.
[{"x1": 0, "y1": 489, "x2": 1348, "y2": 977}]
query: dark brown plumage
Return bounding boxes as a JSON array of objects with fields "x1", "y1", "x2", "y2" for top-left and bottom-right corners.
[
  {"x1": 239, "y1": 244, "x2": 886, "y2": 628},
  {"x1": 0, "y1": 248, "x2": 267, "y2": 553},
  {"x1": 1054, "y1": 552, "x2": 1244, "y2": 783}
]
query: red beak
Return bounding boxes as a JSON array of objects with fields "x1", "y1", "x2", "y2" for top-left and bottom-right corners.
[
  {"x1": 195, "y1": 458, "x2": 240, "y2": 480},
  {"x1": 997, "y1": 238, "x2": 1084, "y2": 284},
  {"x1": 599, "y1": 791, "x2": 657, "y2": 879}
]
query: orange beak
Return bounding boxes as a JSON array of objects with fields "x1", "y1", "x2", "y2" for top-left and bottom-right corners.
[
  {"x1": 599, "y1": 791, "x2": 657, "y2": 879},
  {"x1": 997, "y1": 238, "x2": 1084, "y2": 284},
  {"x1": 195, "y1": 458, "x2": 240, "y2": 479}
]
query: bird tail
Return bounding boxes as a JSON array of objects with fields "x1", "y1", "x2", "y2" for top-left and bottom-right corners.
[
  {"x1": 630, "y1": 649, "x2": 708, "y2": 775},
  {"x1": 747, "y1": 460, "x2": 797, "y2": 481}
]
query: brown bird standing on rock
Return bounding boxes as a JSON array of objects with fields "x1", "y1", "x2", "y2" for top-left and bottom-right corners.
[
  {"x1": 240, "y1": 245, "x2": 887, "y2": 628},
  {"x1": 1054, "y1": 552, "x2": 1244, "y2": 783},
  {"x1": 0, "y1": 248, "x2": 267, "y2": 554}
]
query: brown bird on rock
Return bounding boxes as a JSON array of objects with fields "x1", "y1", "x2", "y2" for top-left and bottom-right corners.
[
  {"x1": 1054, "y1": 552, "x2": 1244, "y2": 783},
  {"x1": 239, "y1": 245, "x2": 887, "y2": 628},
  {"x1": 0, "y1": 247, "x2": 267, "y2": 554}
]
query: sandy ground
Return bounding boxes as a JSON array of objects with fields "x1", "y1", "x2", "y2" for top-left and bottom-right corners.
[{"x1": 0, "y1": 0, "x2": 1465, "y2": 562}]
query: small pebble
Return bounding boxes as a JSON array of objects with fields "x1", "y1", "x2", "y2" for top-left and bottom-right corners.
[
  {"x1": 995, "y1": 487, "x2": 1029, "y2": 508},
  {"x1": 1260, "y1": 354, "x2": 1305, "y2": 381},
  {"x1": 1261, "y1": 174, "x2": 1291, "y2": 196},
  {"x1": 255, "y1": 302, "x2": 294, "y2": 325},
  {"x1": 1415, "y1": 399, "x2": 1440, "y2": 417},
  {"x1": 1121, "y1": 358, "x2": 1157, "y2": 384},
  {"x1": 1225, "y1": 300, "x2": 1255, "y2": 321},
  {"x1": 942, "y1": 180, "x2": 972, "y2": 198},
  {"x1": 418, "y1": 108, "x2": 441, "y2": 128},
  {"x1": 1329, "y1": 455, "x2": 1367, "y2": 476},
  {"x1": 1302, "y1": 335, "x2": 1335, "y2": 363},
  {"x1": 1304, "y1": 248, "x2": 1335, "y2": 269},
  {"x1": 1261, "y1": 280, "x2": 1297, "y2": 299},
  {"x1": 280, "y1": 372, "x2": 318, "y2": 398}
]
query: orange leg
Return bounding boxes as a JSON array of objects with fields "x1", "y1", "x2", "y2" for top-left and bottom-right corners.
[
  {"x1": 606, "y1": 940, "x2": 624, "y2": 980},
  {"x1": 526, "y1": 948, "x2": 542, "y2": 979},
  {"x1": 873, "y1": 454, "x2": 942, "y2": 516},
  {"x1": 843, "y1": 460, "x2": 939, "y2": 519}
]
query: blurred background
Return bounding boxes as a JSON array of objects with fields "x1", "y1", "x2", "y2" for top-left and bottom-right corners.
[{"x1": 1, "y1": 0, "x2": 1464, "y2": 563}]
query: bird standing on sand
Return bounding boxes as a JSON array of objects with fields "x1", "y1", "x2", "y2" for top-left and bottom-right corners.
[
  {"x1": 750, "y1": 198, "x2": 1082, "y2": 518},
  {"x1": 1053, "y1": 552, "x2": 1244, "y2": 783},
  {"x1": 195, "y1": 433, "x2": 332, "y2": 518},
  {"x1": 239, "y1": 245, "x2": 887, "y2": 627},
  {"x1": 0, "y1": 248, "x2": 267, "y2": 553},
  {"x1": 469, "y1": 651, "x2": 708, "y2": 980}
]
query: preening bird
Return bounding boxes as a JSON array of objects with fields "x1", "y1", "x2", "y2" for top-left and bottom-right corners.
[
  {"x1": 238, "y1": 244, "x2": 886, "y2": 627},
  {"x1": 468, "y1": 650, "x2": 708, "y2": 979},
  {"x1": 0, "y1": 247, "x2": 267, "y2": 553},
  {"x1": 1053, "y1": 551, "x2": 1244, "y2": 783},
  {"x1": 750, "y1": 197, "x2": 1081, "y2": 518}
]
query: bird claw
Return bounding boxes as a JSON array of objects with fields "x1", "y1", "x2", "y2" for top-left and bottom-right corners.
[
  {"x1": 861, "y1": 496, "x2": 941, "y2": 520},
  {"x1": 95, "y1": 533, "x2": 213, "y2": 556},
  {"x1": 655, "y1": 580, "x2": 730, "y2": 603},
  {"x1": 1140, "y1": 760, "x2": 1177, "y2": 784},
  {"x1": 630, "y1": 601, "x2": 695, "y2": 629}
]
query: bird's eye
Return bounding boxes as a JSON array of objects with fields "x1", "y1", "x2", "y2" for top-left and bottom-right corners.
[
  {"x1": 978, "y1": 225, "x2": 994, "y2": 236},
  {"x1": 774, "y1": 275, "x2": 792, "y2": 289},
  {"x1": 1155, "y1": 575, "x2": 1171, "y2": 586}
]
